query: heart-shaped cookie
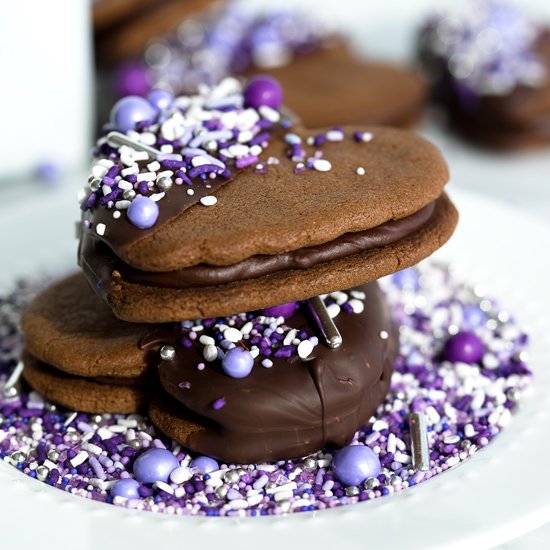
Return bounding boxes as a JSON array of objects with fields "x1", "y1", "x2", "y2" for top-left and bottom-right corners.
[{"x1": 79, "y1": 77, "x2": 457, "y2": 323}]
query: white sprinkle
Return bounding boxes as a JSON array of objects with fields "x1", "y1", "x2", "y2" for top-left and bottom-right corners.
[
  {"x1": 262, "y1": 359, "x2": 273, "y2": 368},
  {"x1": 97, "y1": 158, "x2": 114, "y2": 168},
  {"x1": 298, "y1": 340, "x2": 314, "y2": 359},
  {"x1": 241, "y1": 322, "x2": 253, "y2": 335},
  {"x1": 379, "y1": 330, "x2": 389, "y2": 340},
  {"x1": 43, "y1": 460, "x2": 56, "y2": 470},
  {"x1": 170, "y1": 467, "x2": 193, "y2": 484},
  {"x1": 160, "y1": 144, "x2": 174, "y2": 153},
  {"x1": 199, "y1": 335, "x2": 215, "y2": 346},
  {"x1": 191, "y1": 156, "x2": 211, "y2": 167},
  {"x1": 326, "y1": 303, "x2": 341, "y2": 319},
  {"x1": 121, "y1": 165, "x2": 139, "y2": 176},
  {"x1": 331, "y1": 291, "x2": 348, "y2": 305},
  {"x1": 147, "y1": 160, "x2": 161, "y2": 172},
  {"x1": 95, "y1": 223, "x2": 106, "y2": 236},
  {"x1": 313, "y1": 159, "x2": 332, "y2": 172},
  {"x1": 361, "y1": 132, "x2": 374, "y2": 142},
  {"x1": 91, "y1": 164, "x2": 108, "y2": 178},
  {"x1": 348, "y1": 298, "x2": 365, "y2": 314},
  {"x1": 203, "y1": 345, "x2": 218, "y2": 362},
  {"x1": 274, "y1": 490, "x2": 294, "y2": 502},
  {"x1": 102, "y1": 184, "x2": 112, "y2": 196},
  {"x1": 187, "y1": 189, "x2": 195, "y2": 195},
  {"x1": 356, "y1": 167, "x2": 366, "y2": 176},
  {"x1": 387, "y1": 433, "x2": 397, "y2": 454},
  {"x1": 247, "y1": 494, "x2": 263, "y2": 507},
  {"x1": 115, "y1": 200, "x2": 131, "y2": 210},
  {"x1": 259, "y1": 105, "x2": 280, "y2": 122},
  {"x1": 250, "y1": 348, "x2": 260, "y2": 359},
  {"x1": 113, "y1": 211, "x2": 121, "y2": 219},
  {"x1": 227, "y1": 499, "x2": 249, "y2": 510},
  {"x1": 70, "y1": 451, "x2": 89, "y2": 468},
  {"x1": 117, "y1": 180, "x2": 133, "y2": 190},
  {"x1": 372, "y1": 419, "x2": 388, "y2": 432},
  {"x1": 228, "y1": 144, "x2": 250, "y2": 157},
  {"x1": 326, "y1": 130, "x2": 344, "y2": 142},
  {"x1": 200, "y1": 196, "x2": 217, "y2": 206},
  {"x1": 97, "y1": 427, "x2": 113, "y2": 440},
  {"x1": 350, "y1": 290, "x2": 366, "y2": 299},
  {"x1": 136, "y1": 172, "x2": 156, "y2": 182},
  {"x1": 149, "y1": 192, "x2": 165, "y2": 202},
  {"x1": 224, "y1": 327, "x2": 242, "y2": 343},
  {"x1": 394, "y1": 451, "x2": 412, "y2": 464},
  {"x1": 283, "y1": 328, "x2": 297, "y2": 346}
]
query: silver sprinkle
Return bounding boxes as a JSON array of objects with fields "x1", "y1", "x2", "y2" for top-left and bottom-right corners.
[
  {"x1": 10, "y1": 451, "x2": 26, "y2": 464},
  {"x1": 224, "y1": 470, "x2": 240, "y2": 483},
  {"x1": 345, "y1": 486, "x2": 360, "y2": 497},
  {"x1": 2, "y1": 361, "x2": 24, "y2": 397},
  {"x1": 302, "y1": 457, "x2": 317, "y2": 471},
  {"x1": 365, "y1": 477, "x2": 380, "y2": 489},
  {"x1": 410, "y1": 412, "x2": 430, "y2": 471},
  {"x1": 36, "y1": 465, "x2": 49, "y2": 481},
  {"x1": 307, "y1": 296, "x2": 342, "y2": 349},
  {"x1": 215, "y1": 486, "x2": 228, "y2": 498},
  {"x1": 63, "y1": 411, "x2": 78, "y2": 428},
  {"x1": 107, "y1": 131, "x2": 162, "y2": 158},
  {"x1": 156, "y1": 176, "x2": 173, "y2": 191},
  {"x1": 128, "y1": 439, "x2": 142, "y2": 450},
  {"x1": 506, "y1": 388, "x2": 521, "y2": 403},
  {"x1": 47, "y1": 449, "x2": 60, "y2": 461},
  {"x1": 89, "y1": 178, "x2": 102, "y2": 192},
  {"x1": 160, "y1": 345, "x2": 176, "y2": 361},
  {"x1": 122, "y1": 189, "x2": 136, "y2": 200}
]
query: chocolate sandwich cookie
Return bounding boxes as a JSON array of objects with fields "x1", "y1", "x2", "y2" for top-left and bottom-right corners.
[
  {"x1": 419, "y1": 2, "x2": 550, "y2": 148},
  {"x1": 144, "y1": 4, "x2": 426, "y2": 129},
  {"x1": 257, "y1": 42, "x2": 426, "y2": 129},
  {"x1": 21, "y1": 273, "x2": 157, "y2": 413},
  {"x1": 148, "y1": 282, "x2": 398, "y2": 463},
  {"x1": 78, "y1": 79, "x2": 457, "y2": 323}
]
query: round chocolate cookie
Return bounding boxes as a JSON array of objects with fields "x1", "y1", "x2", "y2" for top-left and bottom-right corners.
[
  {"x1": 148, "y1": 282, "x2": 398, "y2": 464},
  {"x1": 258, "y1": 43, "x2": 427, "y2": 129},
  {"x1": 419, "y1": 3, "x2": 550, "y2": 149},
  {"x1": 21, "y1": 273, "x2": 158, "y2": 413},
  {"x1": 79, "y1": 79, "x2": 457, "y2": 323},
  {"x1": 23, "y1": 353, "x2": 151, "y2": 414}
]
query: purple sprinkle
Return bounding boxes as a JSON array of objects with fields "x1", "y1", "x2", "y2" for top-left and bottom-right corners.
[{"x1": 212, "y1": 398, "x2": 226, "y2": 410}]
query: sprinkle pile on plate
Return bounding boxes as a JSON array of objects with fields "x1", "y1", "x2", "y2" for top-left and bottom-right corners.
[{"x1": 0, "y1": 262, "x2": 532, "y2": 516}]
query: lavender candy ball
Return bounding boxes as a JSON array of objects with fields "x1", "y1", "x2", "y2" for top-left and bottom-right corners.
[
  {"x1": 190, "y1": 456, "x2": 219, "y2": 474},
  {"x1": 443, "y1": 331, "x2": 485, "y2": 364},
  {"x1": 222, "y1": 347, "x2": 254, "y2": 379},
  {"x1": 110, "y1": 478, "x2": 140, "y2": 499},
  {"x1": 110, "y1": 95, "x2": 157, "y2": 133},
  {"x1": 147, "y1": 88, "x2": 174, "y2": 112},
  {"x1": 261, "y1": 301, "x2": 297, "y2": 319},
  {"x1": 133, "y1": 448, "x2": 179, "y2": 484},
  {"x1": 243, "y1": 76, "x2": 283, "y2": 110},
  {"x1": 391, "y1": 268, "x2": 420, "y2": 290},
  {"x1": 333, "y1": 445, "x2": 381, "y2": 487},
  {"x1": 127, "y1": 196, "x2": 159, "y2": 229}
]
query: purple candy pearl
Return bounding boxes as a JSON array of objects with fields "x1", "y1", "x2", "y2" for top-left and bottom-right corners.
[
  {"x1": 147, "y1": 88, "x2": 174, "y2": 112},
  {"x1": 133, "y1": 448, "x2": 179, "y2": 484},
  {"x1": 115, "y1": 62, "x2": 151, "y2": 97},
  {"x1": 333, "y1": 445, "x2": 381, "y2": 487},
  {"x1": 261, "y1": 302, "x2": 297, "y2": 319},
  {"x1": 110, "y1": 95, "x2": 157, "y2": 133},
  {"x1": 444, "y1": 331, "x2": 485, "y2": 364},
  {"x1": 190, "y1": 456, "x2": 219, "y2": 474},
  {"x1": 110, "y1": 478, "x2": 140, "y2": 499},
  {"x1": 127, "y1": 196, "x2": 159, "y2": 229},
  {"x1": 222, "y1": 347, "x2": 254, "y2": 379},
  {"x1": 243, "y1": 76, "x2": 283, "y2": 110}
]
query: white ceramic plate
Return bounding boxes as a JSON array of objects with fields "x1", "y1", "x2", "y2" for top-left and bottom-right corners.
[{"x1": 1, "y1": 185, "x2": 549, "y2": 550}]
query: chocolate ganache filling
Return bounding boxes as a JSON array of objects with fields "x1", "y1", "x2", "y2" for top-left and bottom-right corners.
[
  {"x1": 150, "y1": 282, "x2": 398, "y2": 463},
  {"x1": 80, "y1": 198, "x2": 438, "y2": 292}
]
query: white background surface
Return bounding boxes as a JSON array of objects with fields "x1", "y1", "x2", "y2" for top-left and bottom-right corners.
[{"x1": 1, "y1": 0, "x2": 550, "y2": 548}]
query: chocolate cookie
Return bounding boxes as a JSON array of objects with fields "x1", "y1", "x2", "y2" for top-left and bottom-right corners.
[
  {"x1": 419, "y1": 3, "x2": 550, "y2": 148},
  {"x1": 78, "y1": 79, "x2": 456, "y2": 322},
  {"x1": 144, "y1": 5, "x2": 426, "y2": 129},
  {"x1": 258, "y1": 43, "x2": 427, "y2": 129},
  {"x1": 148, "y1": 282, "x2": 398, "y2": 463},
  {"x1": 21, "y1": 273, "x2": 157, "y2": 413}
]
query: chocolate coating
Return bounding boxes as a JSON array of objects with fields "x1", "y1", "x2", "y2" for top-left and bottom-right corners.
[{"x1": 152, "y1": 282, "x2": 398, "y2": 463}]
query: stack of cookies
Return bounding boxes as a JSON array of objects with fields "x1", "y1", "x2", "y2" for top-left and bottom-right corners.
[{"x1": 21, "y1": 77, "x2": 457, "y2": 463}]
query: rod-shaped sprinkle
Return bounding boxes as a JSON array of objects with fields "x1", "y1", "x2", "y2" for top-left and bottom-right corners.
[
  {"x1": 410, "y1": 412, "x2": 430, "y2": 471},
  {"x1": 307, "y1": 296, "x2": 343, "y2": 349},
  {"x1": 2, "y1": 360, "x2": 24, "y2": 397},
  {"x1": 107, "y1": 131, "x2": 162, "y2": 158}
]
